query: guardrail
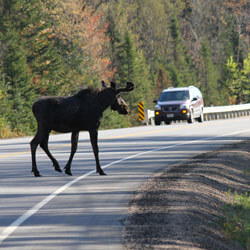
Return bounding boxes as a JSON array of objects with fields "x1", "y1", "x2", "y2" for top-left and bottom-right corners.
[
  {"x1": 203, "y1": 103, "x2": 250, "y2": 121},
  {"x1": 144, "y1": 103, "x2": 250, "y2": 125}
]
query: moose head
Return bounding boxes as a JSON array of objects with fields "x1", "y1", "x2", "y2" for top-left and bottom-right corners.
[{"x1": 101, "y1": 81, "x2": 134, "y2": 114}]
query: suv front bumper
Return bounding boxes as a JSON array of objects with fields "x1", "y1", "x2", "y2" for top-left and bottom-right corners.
[{"x1": 154, "y1": 110, "x2": 191, "y2": 123}]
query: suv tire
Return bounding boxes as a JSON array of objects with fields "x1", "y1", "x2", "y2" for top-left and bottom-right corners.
[
  {"x1": 155, "y1": 119, "x2": 161, "y2": 126},
  {"x1": 197, "y1": 110, "x2": 204, "y2": 123},
  {"x1": 187, "y1": 110, "x2": 194, "y2": 124}
]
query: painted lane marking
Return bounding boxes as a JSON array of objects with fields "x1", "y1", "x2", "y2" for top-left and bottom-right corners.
[
  {"x1": 0, "y1": 128, "x2": 250, "y2": 244},
  {"x1": 0, "y1": 124, "x2": 192, "y2": 159},
  {"x1": 0, "y1": 151, "x2": 29, "y2": 159},
  {"x1": 0, "y1": 117, "x2": 249, "y2": 159}
]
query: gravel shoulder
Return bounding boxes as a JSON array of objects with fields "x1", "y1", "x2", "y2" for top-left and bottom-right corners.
[{"x1": 122, "y1": 140, "x2": 250, "y2": 250}]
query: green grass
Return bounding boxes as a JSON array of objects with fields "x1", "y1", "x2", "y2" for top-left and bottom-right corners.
[
  {"x1": 243, "y1": 169, "x2": 250, "y2": 175},
  {"x1": 222, "y1": 190, "x2": 250, "y2": 249}
]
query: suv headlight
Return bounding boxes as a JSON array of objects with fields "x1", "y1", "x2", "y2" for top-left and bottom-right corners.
[
  {"x1": 180, "y1": 104, "x2": 188, "y2": 110},
  {"x1": 154, "y1": 104, "x2": 161, "y2": 111},
  {"x1": 180, "y1": 104, "x2": 189, "y2": 114}
]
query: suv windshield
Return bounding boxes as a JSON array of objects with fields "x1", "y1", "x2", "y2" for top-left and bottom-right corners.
[{"x1": 159, "y1": 90, "x2": 190, "y2": 102}]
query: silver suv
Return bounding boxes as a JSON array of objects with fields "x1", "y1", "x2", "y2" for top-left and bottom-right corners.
[{"x1": 153, "y1": 86, "x2": 204, "y2": 125}]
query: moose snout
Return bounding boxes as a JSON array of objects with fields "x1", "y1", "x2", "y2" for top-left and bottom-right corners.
[{"x1": 118, "y1": 108, "x2": 128, "y2": 115}]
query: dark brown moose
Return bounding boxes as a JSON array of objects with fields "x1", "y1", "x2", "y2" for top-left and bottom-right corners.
[{"x1": 30, "y1": 81, "x2": 134, "y2": 177}]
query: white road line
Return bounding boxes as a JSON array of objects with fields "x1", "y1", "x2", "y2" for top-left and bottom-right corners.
[{"x1": 0, "y1": 129, "x2": 249, "y2": 244}]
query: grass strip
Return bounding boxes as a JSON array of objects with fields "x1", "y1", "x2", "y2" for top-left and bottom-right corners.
[{"x1": 222, "y1": 190, "x2": 250, "y2": 249}]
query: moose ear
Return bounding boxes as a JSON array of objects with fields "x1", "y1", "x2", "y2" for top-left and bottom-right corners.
[
  {"x1": 116, "y1": 82, "x2": 135, "y2": 94},
  {"x1": 101, "y1": 80, "x2": 108, "y2": 89},
  {"x1": 110, "y1": 81, "x2": 117, "y2": 90}
]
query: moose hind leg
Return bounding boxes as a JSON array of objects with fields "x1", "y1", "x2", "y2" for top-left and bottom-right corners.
[
  {"x1": 40, "y1": 132, "x2": 62, "y2": 173},
  {"x1": 89, "y1": 130, "x2": 106, "y2": 175},
  {"x1": 65, "y1": 132, "x2": 79, "y2": 176}
]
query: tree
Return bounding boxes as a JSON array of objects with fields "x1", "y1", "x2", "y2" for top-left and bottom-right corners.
[
  {"x1": 0, "y1": 66, "x2": 12, "y2": 137},
  {"x1": 2, "y1": 28, "x2": 33, "y2": 132},
  {"x1": 224, "y1": 0, "x2": 249, "y2": 64},
  {"x1": 50, "y1": 0, "x2": 113, "y2": 93},
  {"x1": 155, "y1": 64, "x2": 171, "y2": 96},
  {"x1": 114, "y1": 31, "x2": 152, "y2": 125},
  {"x1": 0, "y1": 0, "x2": 35, "y2": 132},
  {"x1": 0, "y1": 0, "x2": 65, "y2": 132},
  {"x1": 199, "y1": 39, "x2": 220, "y2": 106},
  {"x1": 0, "y1": 0, "x2": 249, "y2": 136},
  {"x1": 226, "y1": 54, "x2": 250, "y2": 104},
  {"x1": 129, "y1": 0, "x2": 186, "y2": 73},
  {"x1": 166, "y1": 15, "x2": 196, "y2": 87}
]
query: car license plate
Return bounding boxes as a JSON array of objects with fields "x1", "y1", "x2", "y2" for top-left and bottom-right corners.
[{"x1": 167, "y1": 114, "x2": 174, "y2": 118}]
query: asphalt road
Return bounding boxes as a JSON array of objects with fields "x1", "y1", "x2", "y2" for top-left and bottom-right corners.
[{"x1": 0, "y1": 117, "x2": 250, "y2": 249}]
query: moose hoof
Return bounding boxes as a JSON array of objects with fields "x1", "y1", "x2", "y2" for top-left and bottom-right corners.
[
  {"x1": 55, "y1": 167, "x2": 62, "y2": 173},
  {"x1": 98, "y1": 170, "x2": 106, "y2": 176},
  {"x1": 65, "y1": 169, "x2": 72, "y2": 176},
  {"x1": 54, "y1": 163, "x2": 62, "y2": 173},
  {"x1": 32, "y1": 171, "x2": 42, "y2": 177}
]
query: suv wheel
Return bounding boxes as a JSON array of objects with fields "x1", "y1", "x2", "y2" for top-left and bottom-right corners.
[
  {"x1": 197, "y1": 110, "x2": 204, "y2": 123},
  {"x1": 187, "y1": 110, "x2": 194, "y2": 124},
  {"x1": 155, "y1": 119, "x2": 161, "y2": 126}
]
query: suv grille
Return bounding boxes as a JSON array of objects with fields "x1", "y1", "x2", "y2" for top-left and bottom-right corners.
[{"x1": 162, "y1": 105, "x2": 179, "y2": 112}]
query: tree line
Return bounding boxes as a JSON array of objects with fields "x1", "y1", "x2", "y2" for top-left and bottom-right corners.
[{"x1": 0, "y1": 0, "x2": 249, "y2": 137}]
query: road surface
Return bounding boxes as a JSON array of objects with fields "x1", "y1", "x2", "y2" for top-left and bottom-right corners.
[{"x1": 0, "y1": 117, "x2": 250, "y2": 249}]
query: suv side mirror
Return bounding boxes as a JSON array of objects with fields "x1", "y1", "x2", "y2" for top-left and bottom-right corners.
[{"x1": 153, "y1": 100, "x2": 158, "y2": 104}]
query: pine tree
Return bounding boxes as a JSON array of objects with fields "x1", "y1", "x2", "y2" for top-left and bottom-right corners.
[
  {"x1": 0, "y1": 1, "x2": 33, "y2": 132},
  {"x1": 167, "y1": 15, "x2": 196, "y2": 87},
  {"x1": 0, "y1": 0, "x2": 63, "y2": 133},
  {"x1": 199, "y1": 39, "x2": 220, "y2": 106},
  {"x1": 114, "y1": 31, "x2": 152, "y2": 125},
  {"x1": 0, "y1": 65, "x2": 9, "y2": 122},
  {"x1": 22, "y1": 0, "x2": 65, "y2": 96},
  {"x1": 105, "y1": 0, "x2": 125, "y2": 71},
  {"x1": 155, "y1": 64, "x2": 171, "y2": 96}
]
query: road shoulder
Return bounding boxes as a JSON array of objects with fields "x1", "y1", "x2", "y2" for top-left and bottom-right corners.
[{"x1": 122, "y1": 140, "x2": 250, "y2": 249}]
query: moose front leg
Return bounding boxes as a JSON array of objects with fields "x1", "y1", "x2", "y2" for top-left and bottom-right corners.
[{"x1": 89, "y1": 129, "x2": 106, "y2": 175}]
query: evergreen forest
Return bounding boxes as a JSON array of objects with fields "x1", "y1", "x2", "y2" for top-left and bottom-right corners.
[{"x1": 0, "y1": 0, "x2": 249, "y2": 137}]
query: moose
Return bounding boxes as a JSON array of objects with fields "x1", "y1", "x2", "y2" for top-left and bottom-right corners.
[{"x1": 30, "y1": 81, "x2": 134, "y2": 177}]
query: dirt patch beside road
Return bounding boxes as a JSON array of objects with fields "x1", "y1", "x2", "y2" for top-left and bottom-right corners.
[{"x1": 122, "y1": 140, "x2": 250, "y2": 249}]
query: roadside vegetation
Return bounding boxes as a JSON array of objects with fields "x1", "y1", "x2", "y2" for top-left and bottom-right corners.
[
  {"x1": 222, "y1": 191, "x2": 250, "y2": 249},
  {"x1": 0, "y1": 117, "x2": 24, "y2": 138},
  {"x1": 0, "y1": 0, "x2": 249, "y2": 137}
]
